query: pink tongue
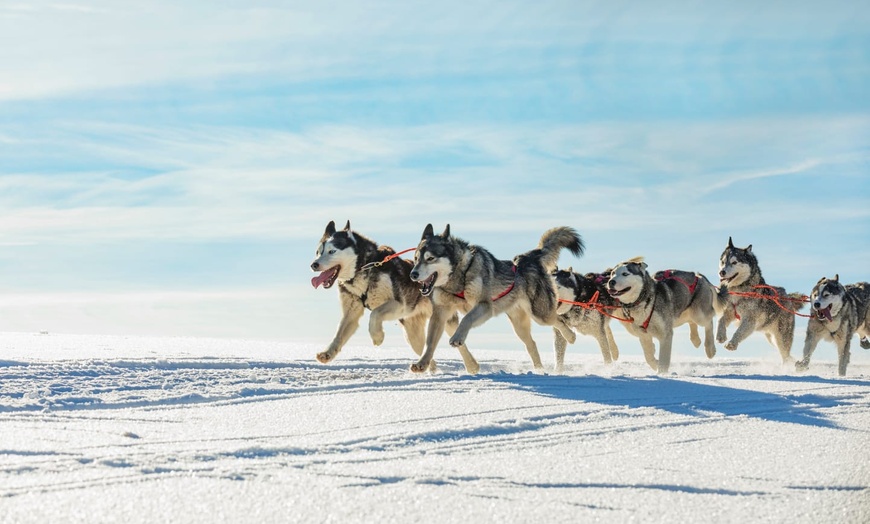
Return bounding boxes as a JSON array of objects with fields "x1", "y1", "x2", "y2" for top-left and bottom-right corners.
[
  {"x1": 311, "y1": 270, "x2": 333, "y2": 289},
  {"x1": 822, "y1": 306, "x2": 833, "y2": 322}
]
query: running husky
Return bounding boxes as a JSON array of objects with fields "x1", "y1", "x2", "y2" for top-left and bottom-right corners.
[
  {"x1": 606, "y1": 258, "x2": 719, "y2": 373},
  {"x1": 796, "y1": 275, "x2": 870, "y2": 376},
  {"x1": 553, "y1": 268, "x2": 620, "y2": 372},
  {"x1": 717, "y1": 237, "x2": 807, "y2": 363},
  {"x1": 310, "y1": 220, "x2": 480, "y2": 373},
  {"x1": 409, "y1": 224, "x2": 584, "y2": 372}
]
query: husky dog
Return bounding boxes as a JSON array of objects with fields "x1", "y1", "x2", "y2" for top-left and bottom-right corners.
[
  {"x1": 310, "y1": 220, "x2": 480, "y2": 373},
  {"x1": 796, "y1": 275, "x2": 870, "y2": 376},
  {"x1": 552, "y1": 268, "x2": 620, "y2": 372},
  {"x1": 409, "y1": 224, "x2": 584, "y2": 372},
  {"x1": 717, "y1": 237, "x2": 807, "y2": 363},
  {"x1": 606, "y1": 258, "x2": 719, "y2": 373}
]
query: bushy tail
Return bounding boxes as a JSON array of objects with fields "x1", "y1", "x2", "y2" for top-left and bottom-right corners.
[
  {"x1": 787, "y1": 292, "x2": 809, "y2": 311},
  {"x1": 712, "y1": 283, "x2": 730, "y2": 316},
  {"x1": 537, "y1": 227, "x2": 584, "y2": 271}
]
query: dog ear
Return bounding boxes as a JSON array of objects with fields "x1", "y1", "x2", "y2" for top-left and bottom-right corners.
[
  {"x1": 343, "y1": 220, "x2": 351, "y2": 231},
  {"x1": 324, "y1": 220, "x2": 336, "y2": 237},
  {"x1": 566, "y1": 266, "x2": 573, "y2": 273},
  {"x1": 727, "y1": 237, "x2": 734, "y2": 249},
  {"x1": 442, "y1": 224, "x2": 451, "y2": 238},
  {"x1": 834, "y1": 274, "x2": 839, "y2": 282},
  {"x1": 746, "y1": 244, "x2": 752, "y2": 252},
  {"x1": 422, "y1": 224, "x2": 434, "y2": 240}
]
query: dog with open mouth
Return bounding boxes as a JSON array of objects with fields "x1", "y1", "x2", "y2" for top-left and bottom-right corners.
[
  {"x1": 796, "y1": 275, "x2": 870, "y2": 376},
  {"x1": 408, "y1": 224, "x2": 584, "y2": 373},
  {"x1": 310, "y1": 220, "x2": 480, "y2": 373},
  {"x1": 717, "y1": 237, "x2": 807, "y2": 363},
  {"x1": 606, "y1": 257, "x2": 720, "y2": 373}
]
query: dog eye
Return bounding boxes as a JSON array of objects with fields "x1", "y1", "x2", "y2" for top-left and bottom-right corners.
[
  {"x1": 622, "y1": 272, "x2": 629, "y2": 277},
  {"x1": 329, "y1": 249, "x2": 336, "y2": 255}
]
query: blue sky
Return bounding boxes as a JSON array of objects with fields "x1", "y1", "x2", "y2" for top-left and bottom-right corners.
[{"x1": 1, "y1": 1, "x2": 868, "y2": 361}]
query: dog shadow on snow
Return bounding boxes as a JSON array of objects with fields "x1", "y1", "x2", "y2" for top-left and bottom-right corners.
[{"x1": 484, "y1": 372, "x2": 860, "y2": 429}]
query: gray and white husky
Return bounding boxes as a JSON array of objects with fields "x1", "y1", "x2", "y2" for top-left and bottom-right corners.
[
  {"x1": 606, "y1": 258, "x2": 719, "y2": 373},
  {"x1": 717, "y1": 237, "x2": 807, "y2": 363},
  {"x1": 409, "y1": 224, "x2": 584, "y2": 372},
  {"x1": 796, "y1": 275, "x2": 870, "y2": 376},
  {"x1": 553, "y1": 268, "x2": 620, "y2": 372},
  {"x1": 310, "y1": 220, "x2": 480, "y2": 373}
]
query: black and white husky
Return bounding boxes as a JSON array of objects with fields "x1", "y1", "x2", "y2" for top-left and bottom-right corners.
[
  {"x1": 310, "y1": 220, "x2": 480, "y2": 373},
  {"x1": 796, "y1": 275, "x2": 870, "y2": 376},
  {"x1": 409, "y1": 224, "x2": 584, "y2": 372},
  {"x1": 606, "y1": 258, "x2": 719, "y2": 373},
  {"x1": 717, "y1": 237, "x2": 807, "y2": 363},
  {"x1": 552, "y1": 268, "x2": 620, "y2": 372}
]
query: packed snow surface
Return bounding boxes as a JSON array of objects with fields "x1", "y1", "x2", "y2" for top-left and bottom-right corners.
[{"x1": 1, "y1": 332, "x2": 868, "y2": 523}]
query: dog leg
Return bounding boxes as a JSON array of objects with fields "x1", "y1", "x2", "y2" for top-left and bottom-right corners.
[
  {"x1": 657, "y1": 331, "x2": 673, "y2": 374},
  {"x1": 716, "y1": 311, "x2": 733, "y2": 344},
  {"x1": 553, "y1": 327, "x2": 568, "y2": 374},
  {"x1": 771, "y1": 317, "x2": 796, "y2": 364},
  {"x1": 317, "y1": 297, "x2": 364, "y2": 363},
  {"x1": 553, "y1": 318, "x2": 577, "y2": 344},
  {"x1": 368, "y1": 300, "x2": 405, "y2": 346},
  {"x1": 411, "y1": 307, "x2": 449, "y2": 373},
  {"x1": 725, "y1": 317, "x2": 756, "y2": 351},
  {"x1": 838, "y1": 338, "x2": 852, "y2": 376},
  {"x1": 638, "y1": 335, "x2": 659, "y2": 372},
  {"x1": 449, "y1": 302, "x2": 494, "y2": 348},
  {"x1": 702, "y1": 317, "x2": 716, "y2": 359},
  {"x1": 688, "y1": 322, "x2": 702, "y2": 348},
  {"x1": 507, "y1": 309, "x2": 544, "y2": 370},
  {"x1": 594, "y1": 324, "x2": 612, "y2": 365},
  {"x1": 795, "y1": 325, "x2": 821, "y2": 373},
  {"x1": 605, "y1": 323, "x2": 619, "y2": 361},
  {"x1": 445, "y1": 313, "x2": 480, "y2": 374}
]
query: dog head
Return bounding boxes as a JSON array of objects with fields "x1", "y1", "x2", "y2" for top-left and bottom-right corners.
[
  {"x1": 607, "y1": 257, "x2": 647, "y2": 305},
  {"x1": 810, "y1": 274, "x2": 845, "y2": 322},
  {"x1": 410, "y1": 224, "x2": 455, "y2": 296},
  {"x1": 310, "y1": 220, "x2": 359, "y2": 289},
  {"x1": 718, "y1": 237, "x2": 755, "y2": 288}
]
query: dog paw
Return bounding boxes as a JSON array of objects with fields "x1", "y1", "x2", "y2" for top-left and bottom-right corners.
[
  {"x1": 690, "y1": 335, "x2": 701, "y2": 348},
  {"x1": 725, "y1": 341, "x2": 738, "y2": 351},
  {"x1": 316, "y1": 351, "x2": 335, "y2": 364},
  {"x1": 705, "y1": 346, "x2": 716, "y2": 359},
  {"x1": 410, "y1": 360, "x2": 429, "y2": 373},
  {"x1": 370, "y1": 329, "x2": 385, "y2": 346},
  {"x1": 563, "y1": 330, "x2": 577, "y2": 344},
  {"x1": 716, "y1": 332, "x2": 727, "y2": 344},
  {"x1": 861, "y1": 337, "x2": 870, "y2": 350},
  {"x1": 448, "y1": 334, "x2": 464, "y2": 347},
  {"x1": 795, "y1": 359, "x2": 809, "y2": 372}
]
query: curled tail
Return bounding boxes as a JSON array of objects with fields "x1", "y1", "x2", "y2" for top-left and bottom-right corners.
[{"x1": 537, "y1": 227, "x2": 585, "y2": 271}]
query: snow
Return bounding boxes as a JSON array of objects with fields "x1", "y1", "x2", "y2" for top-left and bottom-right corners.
[{"x1": 1, "y1": 332, "x2": 869, "y2": 523}]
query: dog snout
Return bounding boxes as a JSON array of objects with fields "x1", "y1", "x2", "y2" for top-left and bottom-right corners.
[
  {"x1": 719, "y1": 269, "x2": 726, "y2": 278},
  {"x1": 311, "y1": 261, "x2": 320, "y2": 271},
  {"x1": 410, "y1": 270, "x2": 419, "y2": 281},
  {"x1": 814, "y1": 301, "x2": 821, "y2": 309}
]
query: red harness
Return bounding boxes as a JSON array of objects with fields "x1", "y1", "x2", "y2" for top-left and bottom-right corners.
[
  {"x1": 656, "y1": 269, "x2": 699, "y2": 294},
  {"x1": 454, "y1": 265, "x2": 517, "y2": 301}
]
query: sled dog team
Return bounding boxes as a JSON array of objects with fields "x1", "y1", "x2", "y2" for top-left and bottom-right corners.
[{"x1": 311, "y1": 221, "x2": 870, "y2": 377}]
